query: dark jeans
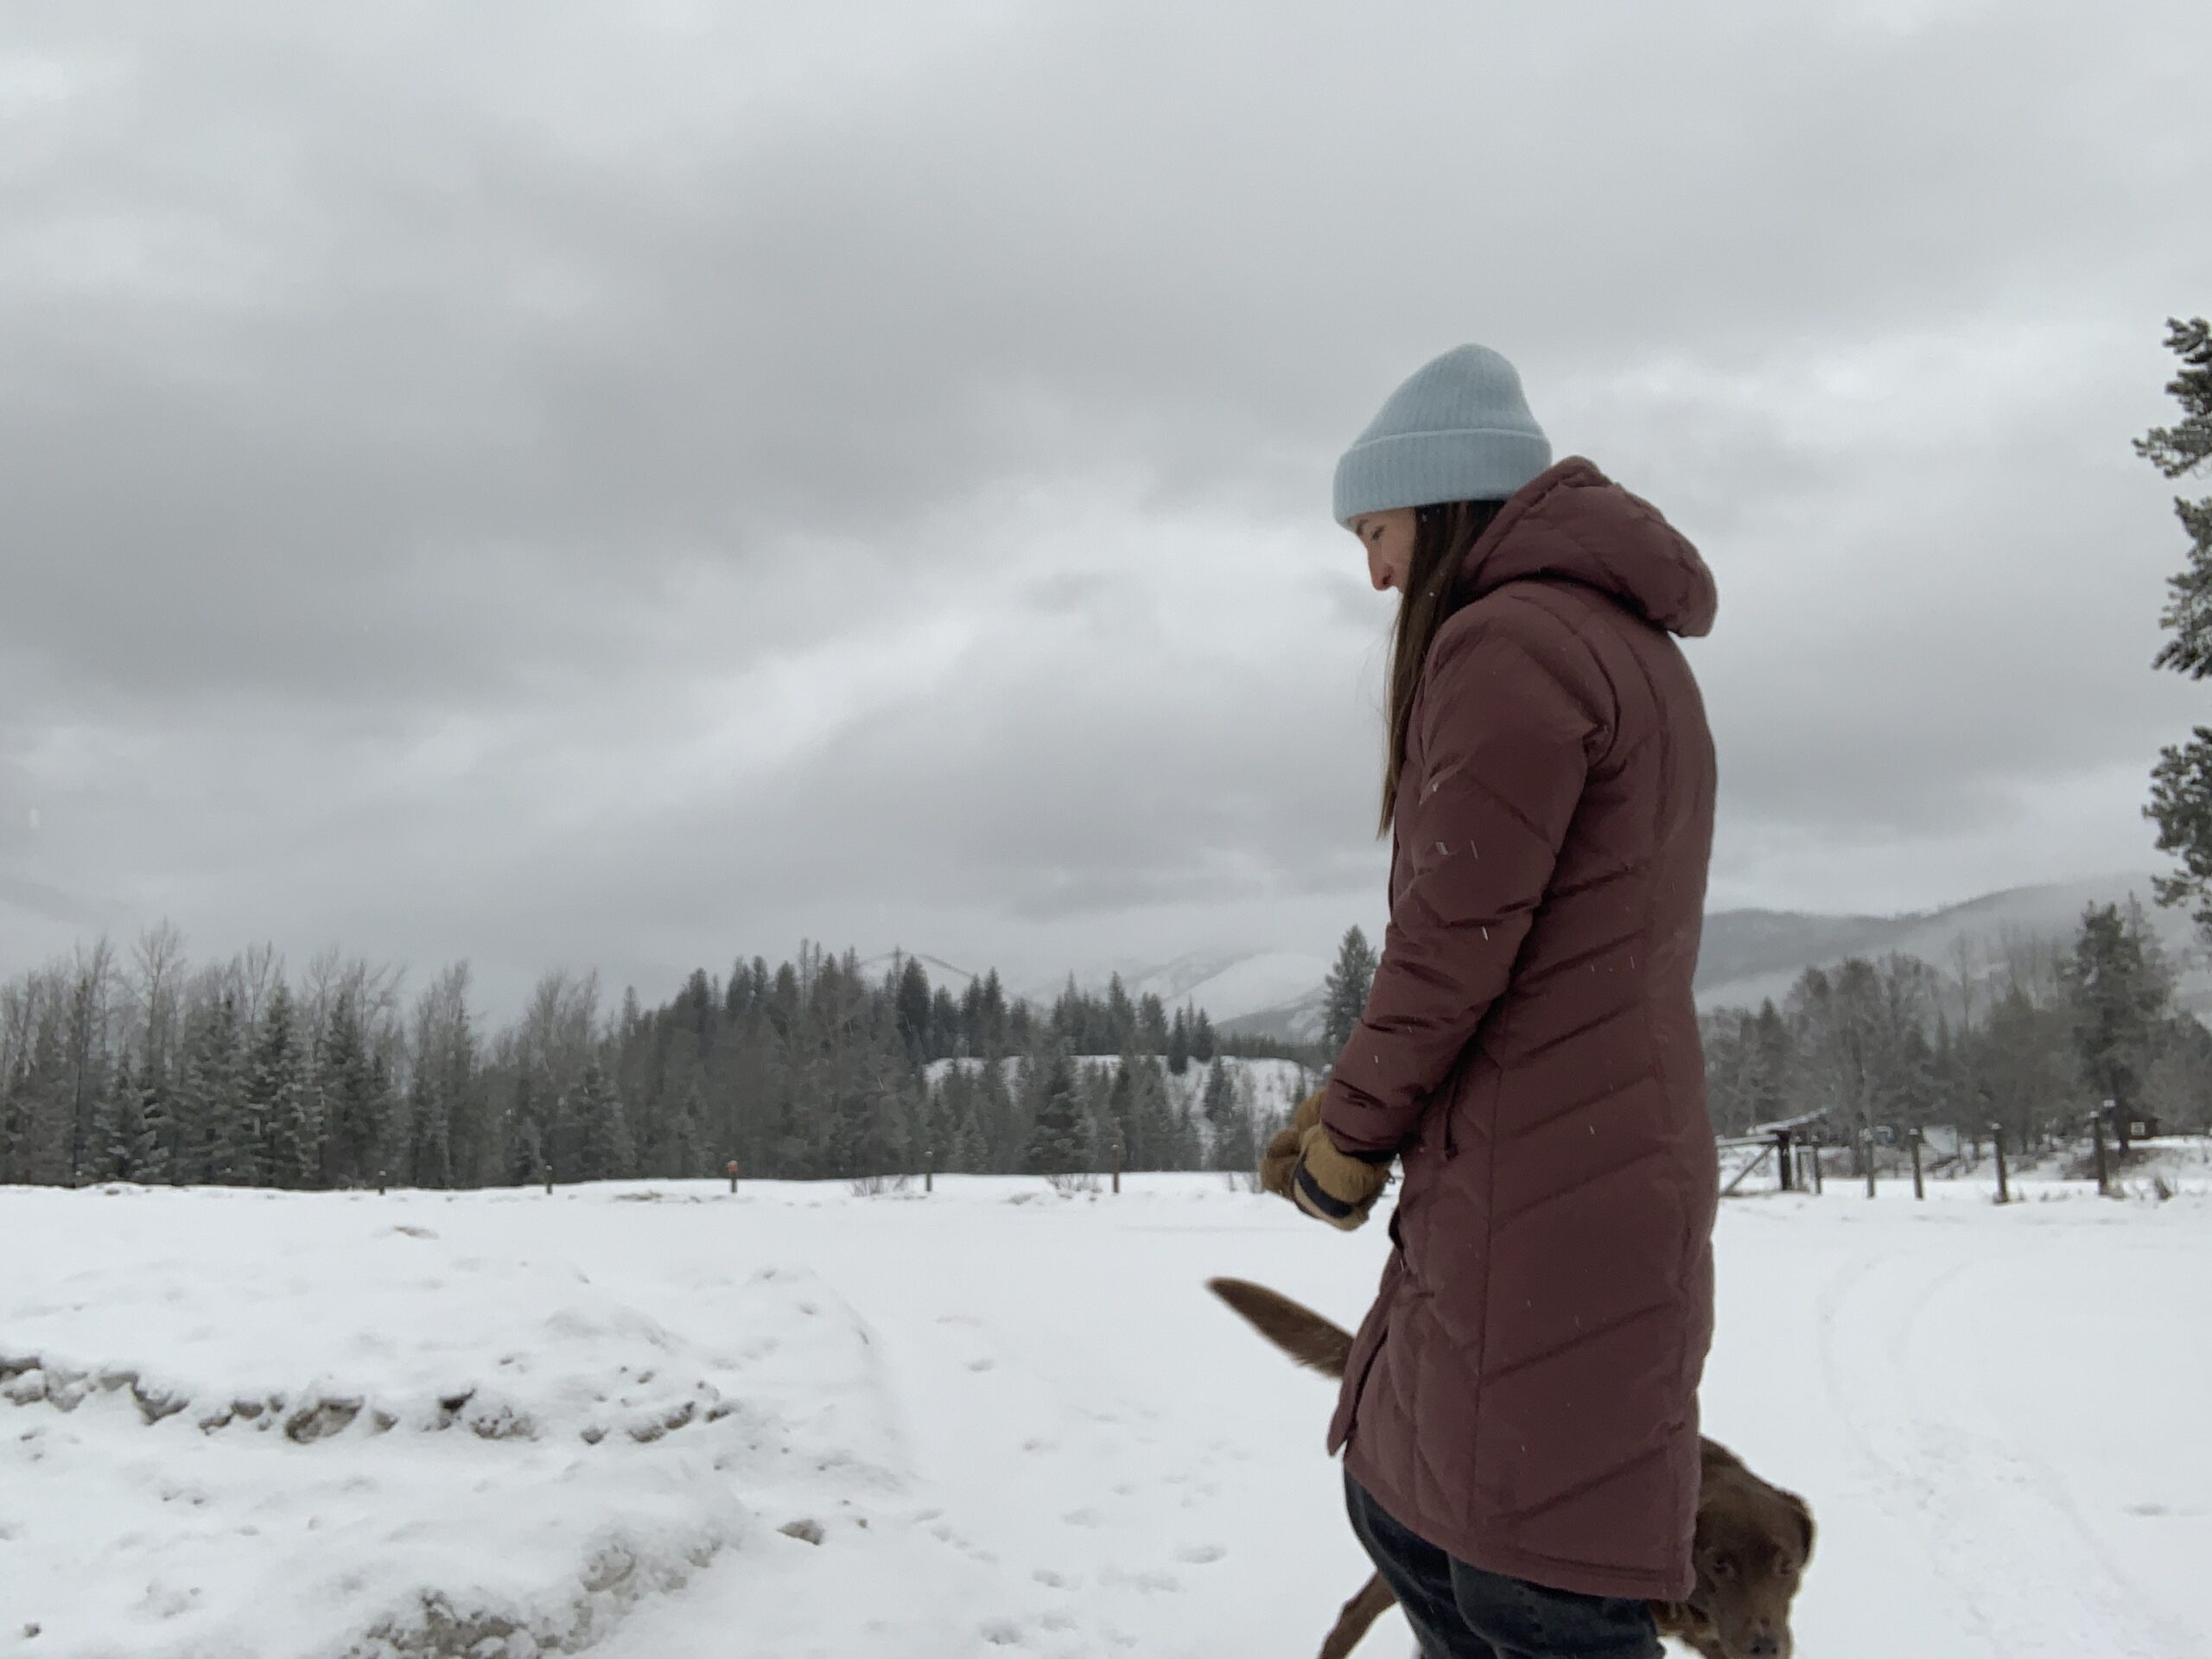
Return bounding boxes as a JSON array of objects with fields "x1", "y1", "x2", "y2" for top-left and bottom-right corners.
[{"x1": 1344, "y1": 1471, "x2": 1662, "y2": 1659}]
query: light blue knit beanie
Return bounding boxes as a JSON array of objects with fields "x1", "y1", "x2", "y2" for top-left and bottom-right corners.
[{"x1": 1332, "y1": 344, "x2": 1552, "y2": 525}]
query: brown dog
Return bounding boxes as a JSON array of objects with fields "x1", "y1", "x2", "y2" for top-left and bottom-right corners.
[{"x1": 1207, "y1": 1277, "x2": 1814, "y2": 1659}]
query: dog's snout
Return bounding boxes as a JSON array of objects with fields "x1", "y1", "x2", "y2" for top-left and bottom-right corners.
[{"x1": 1744, "y1": 1631, "x2": 1782, "y2": 1659}]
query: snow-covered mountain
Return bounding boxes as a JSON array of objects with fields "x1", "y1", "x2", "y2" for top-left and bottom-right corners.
[{"x1": 1694, "y1": 872, "x2": 2209, "y2": 1014}]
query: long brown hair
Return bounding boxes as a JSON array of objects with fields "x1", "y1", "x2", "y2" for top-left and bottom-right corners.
[{"x1": 1379, "y1": 499, "x2": 1506, "y2": 833}]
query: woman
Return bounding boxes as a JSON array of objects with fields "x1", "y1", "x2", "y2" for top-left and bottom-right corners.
[{"x1": 1261, "y1": 344, "x2": 1719, "y2": 1659}]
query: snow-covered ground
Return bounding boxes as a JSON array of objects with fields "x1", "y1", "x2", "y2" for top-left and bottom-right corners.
[{"x1": 3, "y1": 1170, "x2": 2209, "y2": 1659}]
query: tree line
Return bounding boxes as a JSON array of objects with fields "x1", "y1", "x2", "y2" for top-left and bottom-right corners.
[
  {"x1": 10, "y1": 897, "x2": 2203, "y2": 1194},
  {"x1": 0, "y1": 931, "x2": 1312, "y2": 1192},
  {"x1": 1700, "y1": 899, "x2": 2212, "y2": 1162}
]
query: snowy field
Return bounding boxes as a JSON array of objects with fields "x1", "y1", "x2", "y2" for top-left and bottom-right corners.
[{"x1": 3, "y1": 1166, "x2": 2209, "y2": 1659}]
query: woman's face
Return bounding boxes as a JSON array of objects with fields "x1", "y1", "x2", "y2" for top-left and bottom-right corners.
[{"x1": 1349, "y1": 507, "x2": 1418, "y2": 594}]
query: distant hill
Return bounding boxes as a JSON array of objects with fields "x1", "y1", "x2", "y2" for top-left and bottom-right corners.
[{"x1": 1693, "y1": 873, "x2": 2208, "y2": 1014}]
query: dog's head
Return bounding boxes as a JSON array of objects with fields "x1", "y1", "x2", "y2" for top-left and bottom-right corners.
[{"x1": 1660, "y1": 1454, "x2": 1815, "y2": 1659}]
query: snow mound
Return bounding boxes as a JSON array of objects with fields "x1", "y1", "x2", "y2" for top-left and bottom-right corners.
[{"x1": 0, "y1": 1188, "x2": 900, "y2": 1658}]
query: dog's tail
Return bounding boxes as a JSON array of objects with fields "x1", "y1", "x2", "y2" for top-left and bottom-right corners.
[{"x1": 1205, "y1": 1277, "x2": 1355, "y2": 1379}]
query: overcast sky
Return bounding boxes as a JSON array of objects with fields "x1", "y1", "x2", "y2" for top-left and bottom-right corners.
[{"x1": 3, "y1": 0, "x2": 2210, "y2": 1016}]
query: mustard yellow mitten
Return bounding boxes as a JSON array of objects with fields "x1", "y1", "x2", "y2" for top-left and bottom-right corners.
[{"x1": 1288, "y1": 1125, "x2": 1391, "y2": 1231}]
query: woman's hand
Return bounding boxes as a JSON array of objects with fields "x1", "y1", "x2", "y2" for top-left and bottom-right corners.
[{"x1": 1259, "y1": 1089, "x2": 1391, "y2": 1230}]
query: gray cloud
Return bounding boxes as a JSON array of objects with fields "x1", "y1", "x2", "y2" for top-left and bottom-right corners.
[{"x1": 3, "y1": 0, "x2": 2210, "y2": 1012}]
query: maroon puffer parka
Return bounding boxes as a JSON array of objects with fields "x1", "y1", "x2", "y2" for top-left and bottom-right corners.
[{"x1": 1323, "y1": 456, "x2": 1720, "y2": 1604}]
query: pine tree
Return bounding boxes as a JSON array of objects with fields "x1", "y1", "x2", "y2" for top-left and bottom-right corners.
[
  {"x1": 893, "y1": 957, "x2": 933, "y2": 1062},
  {"x1": 1105, "y1": 976, "x2": 1137, "y2": 1053},
  {"x1": 178, "y1": 994, "x2": 245, "y2": 1186},
  {"x1": 2139, "y1": 319, "x2": 2212, "y2": 931},
  {"x1": 671, "y1": 1090, "x2": 708, "y2": 1178},
  {"x1": 1322, "y1": 925, "x2": 1379, "y2": 1054},
  {"x1": 977, "y1": 969, "x2": 1010, "y2": 1054},
  {"x1": 948, "y1": 1084, "x2": 988, "y2": 1172},
  {"x1": 1201, "y1": 1056, "x2": 1235, "y2": 1128},
  {"x1": 406, "y1": 1065, "x2": 452, "y2": 1190},
  {"x1": 1052, "y1": 976, "x2": 1089, "y2": 1052},
  {"x1": 135, "y1": 1054, "x2": 175, "y2": 1186},
  {"x1": 318, "y1": 996, "x2": 386, "y2": 1187},
  {"x1": 1105, "y1": 1050, "x2": 1137, "y2": 1172},
  {"x1": 1137, "y1": 993, "x2": 1169, "y2": 1056},
  {"x1": 902, "y1": 1069, "x2": 939, "y2": 1179},
  {"x1": 1984, "y1": 980, "x2": 2071, "y2": 1151},
  {"x1": 1129, "y1": 1054, "x2": 1177, "y2": 1170},
  {"x1": 931, "y1": 986, "x2": 963, "y2": 1061},
  {"x1": 365, "y1": 1053, "x2": 400, "y2": 1186},
  {"x1": 79, "y1": 1052, "x2": 120, "y2": 1188},
  {"x1": 505, "y1": 1071, "x2": 546, "y2": 1185},
  {"x1": 61, "y1": 947, "x2": 116, "y2": 1188},
  {"x1": 106, "y1": 1049, "x2": 157, "y2": 1182},
  {"x1": 572, "y1": 1061, "x2": 632, "y2": 1182},
  {"x1": 1025, "y1": 1047, "x2": 1088, "y2": 1176},
  {"x1": 658, "y1": 1071, "x2": 707, "y2": 1180},
  {"x1": 1168, "y1": 1093, "x2": 1204, "y2": 1171},
  {"x1": 1699, "y1": 1012, "x2": 1753, "y2": 1135},
  {"x1": 2066, "y1": 900, "x2": 2173, "y2": 1137},
  {"x1": 1166, "y1": 1007, "x2": 1192, "y2": 1076},
  {"x1": 1749, "y1": 1001, "x2": 1791, "y2": 1125},
  {"x1": 958, "y1": 979, "x2": 986, "y2": 1058},
  {"x1": 976, "y1": 1052, "x2": 1017, "y2": 1172},
  {"x1": 11, "y1": 992, "x2": 68, "y2": 1185},
  {"x1": 1199, "y1": 1057, "x2": 1254, "y2": 1172},
  {"x1": 1191, "y1": 1007, "x2": 1217, "y2": 1064},
  {"x1": 245, "y1": 982, "x2": 310, "y2": 1190}
]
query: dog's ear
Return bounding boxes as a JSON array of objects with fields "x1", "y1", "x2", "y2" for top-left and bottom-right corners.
[{"x1": 1782, "y1": 1489, "x2": 1815, "y2": 1563}]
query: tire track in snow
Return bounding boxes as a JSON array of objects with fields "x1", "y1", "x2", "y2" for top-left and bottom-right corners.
[
  {"x1": 1888, "y1": 1242, "x2": 2206, "y2": 1659},
  {"x1": 1815, "y1": 1245, "x2": 2005, "y2": 1654},
  {"x1": 1815, "y1": 1230, "x2": 2202, "y2": 1659}
]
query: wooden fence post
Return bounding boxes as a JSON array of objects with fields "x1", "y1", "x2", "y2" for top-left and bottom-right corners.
[
  {"x1": 1808, "y1": 1141, "x2": 1823, "y2": 1196},
  {"x1": 725, "y1": 1159, "x2": 740, "y2": 1196},
  {"x1": 2091, "y1": 1110, "x2": 2111, "y2": 1198},
  {"x1": 542, "y1": 1161, "x2": 553, "y2": 1197},
  {"x1": 925, "y1": 1168, "x2": 933, "y2": 1194},
  {"x1": 1776, "y1": 1128, "x2": 1794, "y2": 1193},
  {"x1": 1991, "y1": 1123, "x2": 2009, "y2": 1205},
  {"x1": 1865, "y1": 1129, "x2": 1878, "y2": 1198},
  {"x1": 1112, "y1": 1137, "x2": 1122, "y2": 1196},
  {"x1": 1910, "y1": 1129, "x2": 1925, "y2": 1201}
]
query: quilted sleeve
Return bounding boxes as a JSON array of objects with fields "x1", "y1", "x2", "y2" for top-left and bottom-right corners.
[{"x1": 1320, "y1": 603, "x2": 1601, "y2": 1158}]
